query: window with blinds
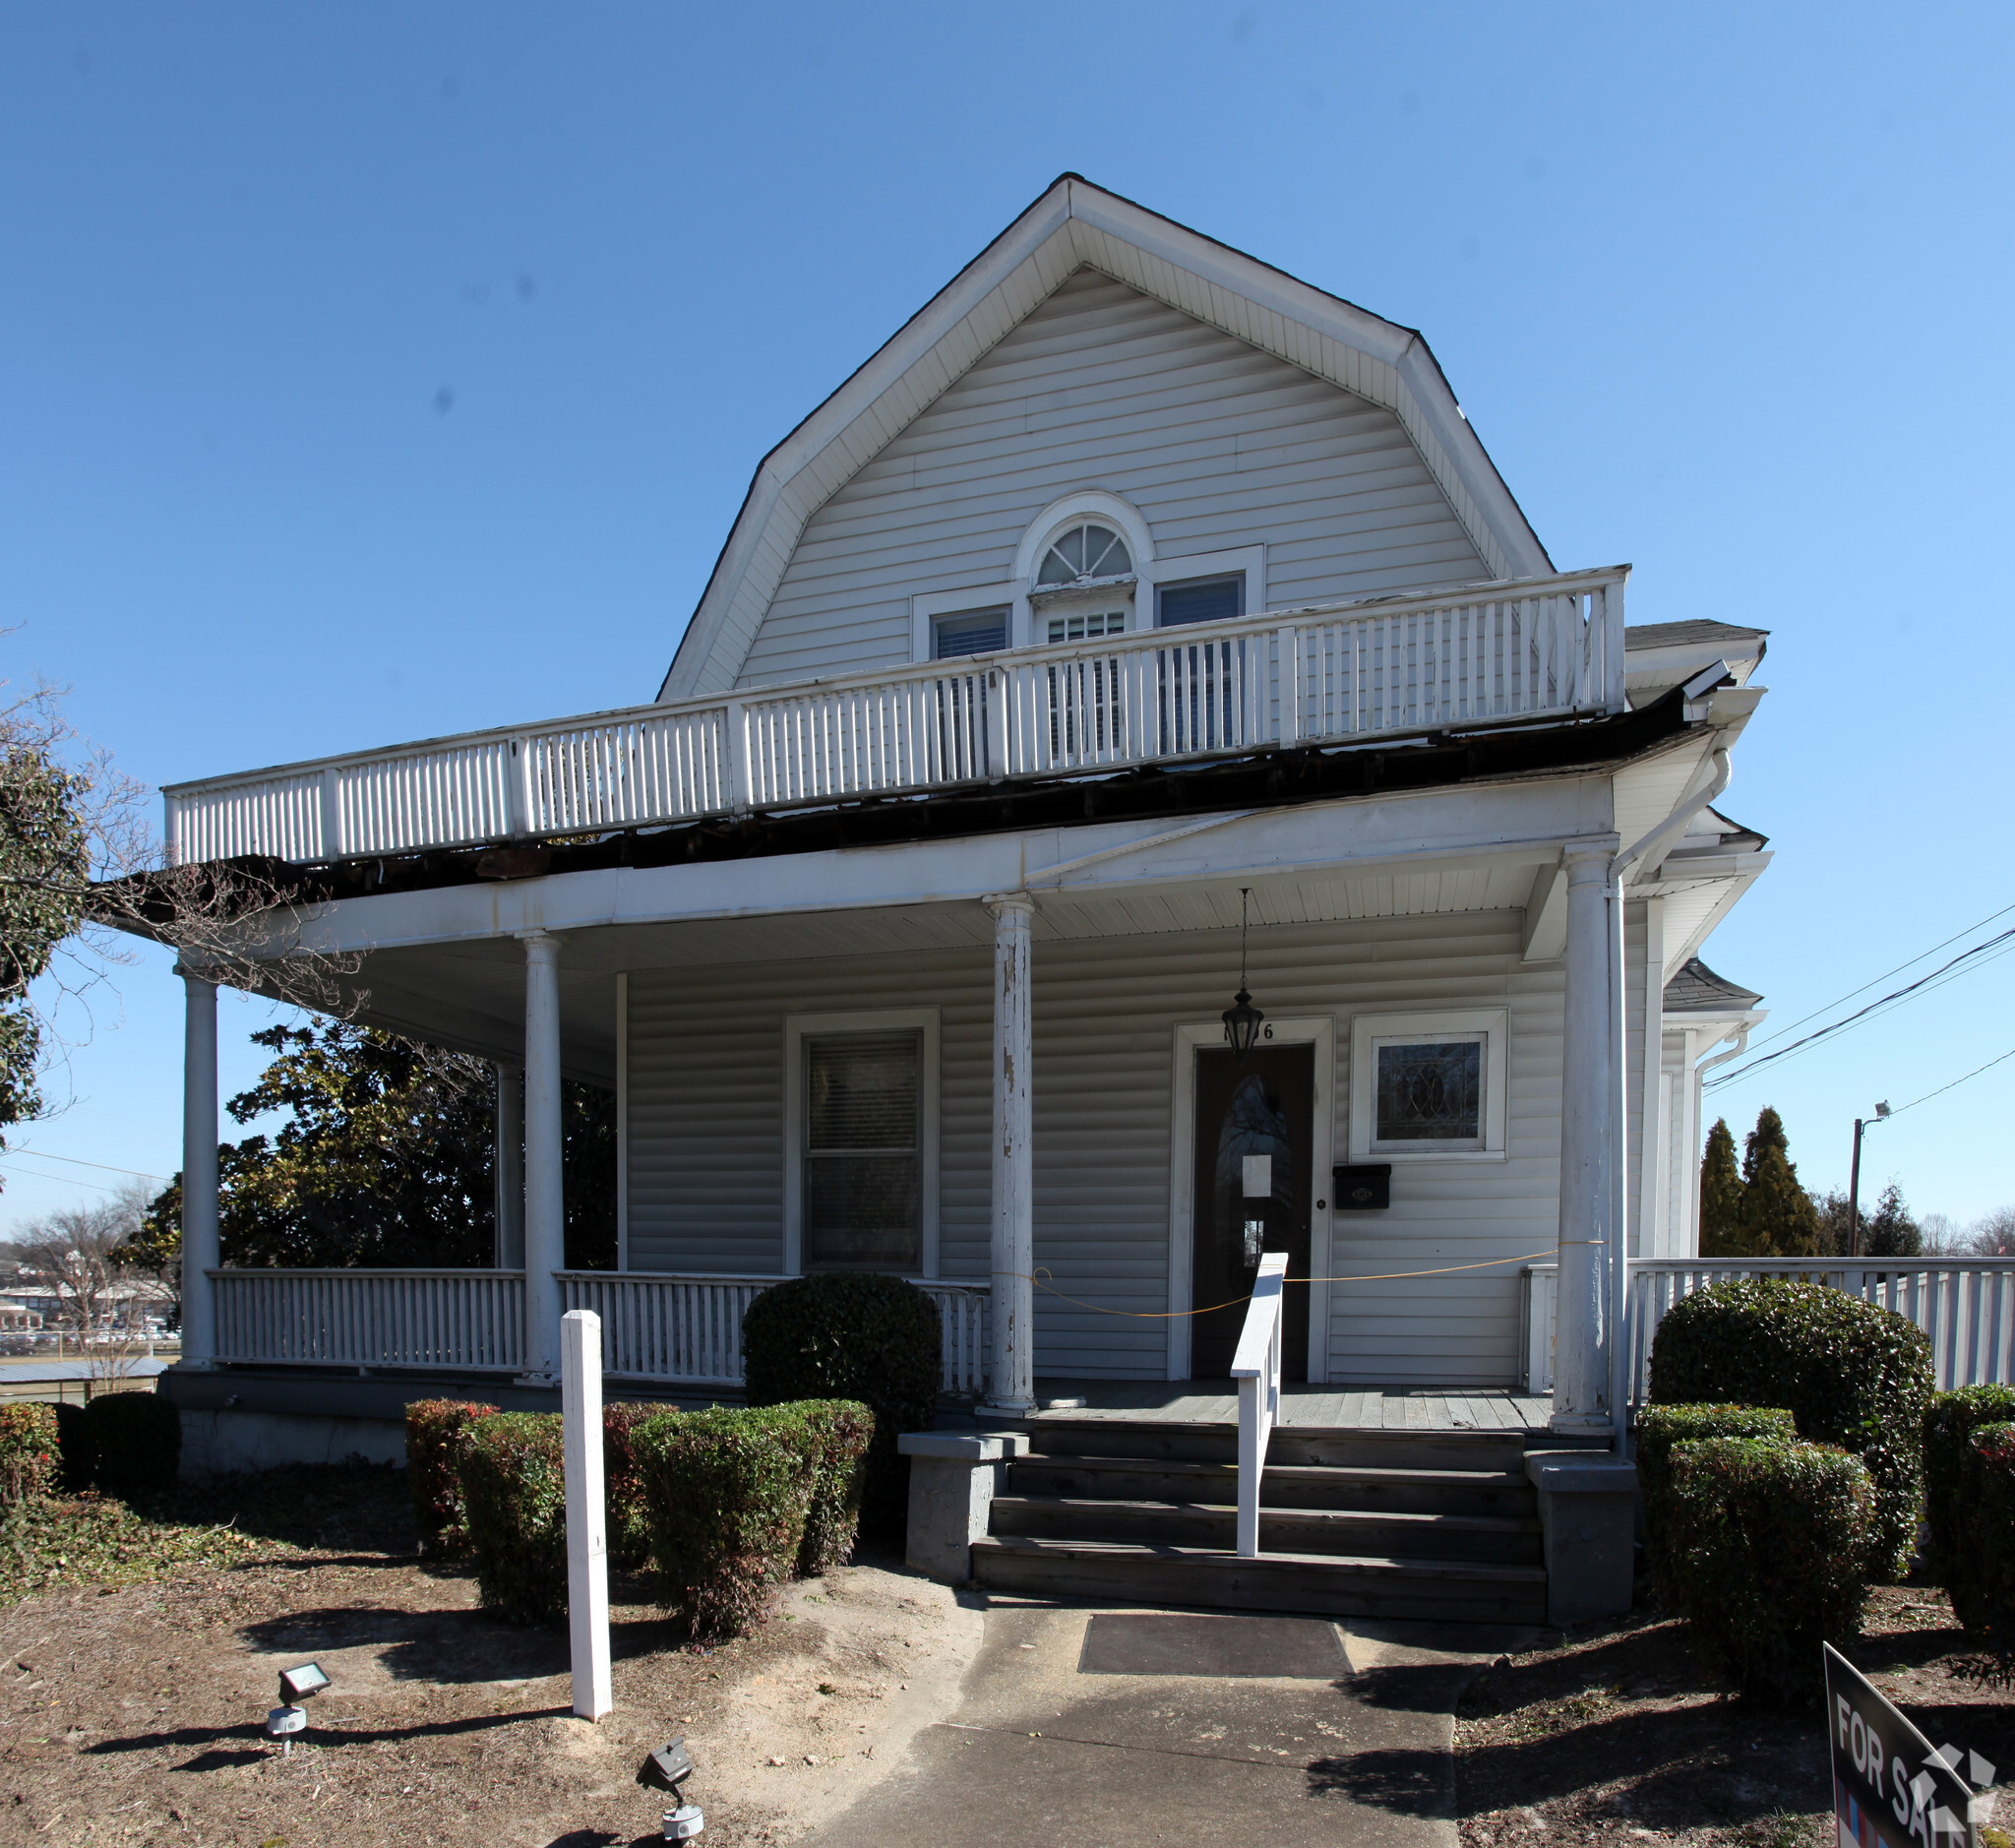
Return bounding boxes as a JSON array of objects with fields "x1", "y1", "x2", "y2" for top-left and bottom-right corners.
[
  {"x1": 1156, "y1": 574, "x2": 1243, "y2": 628},
  {"x1": 803, "y1": 1031, "x2": 922, "y2": 1272}
]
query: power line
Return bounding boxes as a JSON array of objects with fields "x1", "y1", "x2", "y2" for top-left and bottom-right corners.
[
  {"x1": 3, "y1": 1147, "x2": 168, "y2": 1182},
  {"x1": 1707, "y1": 925, "x2": 2015, "y2": 1089},
  {"x1": 0, "y1": 1160, "x2": 132, "y2": 1200},
  {"x1": 1882, "y1": 1046, "x2": 2015, "y2": 1120},
  {"x1": 1736, "y1": 897, "x2": 2015, "y2": 1058}
]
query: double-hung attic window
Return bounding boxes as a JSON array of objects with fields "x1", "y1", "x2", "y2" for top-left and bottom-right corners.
[{"x1": 802, "y1": 1031, "x2": 922, "y2": 1272}]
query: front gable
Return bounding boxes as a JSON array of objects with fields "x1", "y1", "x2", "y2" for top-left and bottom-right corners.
[{"x1": 661, "y1": 175, "x2": 1551, "y2": 701}]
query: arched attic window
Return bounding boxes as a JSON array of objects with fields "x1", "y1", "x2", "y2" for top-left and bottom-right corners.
[{"x1": 1037, "y1": 521, "x2": 1132, "y2": 585}]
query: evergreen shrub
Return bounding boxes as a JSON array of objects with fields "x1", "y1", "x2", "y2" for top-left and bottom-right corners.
[
  {"x1": 1951, "y1": 1421, "x2": 2015, "y2": 1640},
  {"x1": 1665, "y1": 1435, "x2": 1873, "y2": 1703},
  {"x1": 1647, "y1": 1278, "x2": 1932, "y2": 1578},
  {"x1": 634, "y1": 1403, "x2": 821, "y2": 1638},
  {"x1": 85, "y1": 1391, "x2": 181, "y2": 1499},
  {"x1": 602, "y1": 1400, "x2": 662, "y2": 1571},
  {"x1": 742, "y1": 1272, "x2": 940, "y2": 1534},
  {"x1": 52, "y1": 1401, "x2": 94, "y2": 1492},
  {"x1": 457, "y1": 1412, "x2": 569, "y2": 1626},
  {"x1": 405, "y1": 1398, "x2": 500, "y2": 1555},
  {"x1": 1923, "y1": 1386, "x2": 2015, "y2": 1588},
  {"x1": 0, "y1": 1402, "x2": 58, "y2": 1508},
  {"x1": 1633, "y1": 1403, "x2": 1797, "y2": 1599},
  {"x1": 793, "y1": 1399, "x2": 876, "y2": 1575}
]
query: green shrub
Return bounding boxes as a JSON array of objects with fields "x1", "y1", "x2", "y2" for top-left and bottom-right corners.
[
  {"x1": 1647, "y1": 1278, "x2": 1932, "y2": 1579},
  {"x1": 404, "y1": 1398, "x2": 500, "y2": 1555},
  {"x1": 52, "y1": 1402, "x2": 94, "y2": 1492},
  {"x1": 84, "y1": 1392, "x2": 180, "y2": 1499},
  {"x1": 635, "y1": 1403, "x2": 820, "y2": 1638},
  {"x1": 1665, "y1": 1435, "x2": 1873, "y2": 1703},
  {"x1": 602, "y1": 1401, "x2": 661, "y2": 1571},
  {"x1": 1951, "y1": 1421, "x2": 2015, "y2": 1640},
  {"x1": 792, "y1": 1399, "x2": 876, "y2": 1576},
  {"x1": 457, "y1": 1412, "x2": 569, "y2": 1627},
  {"x1": 0, "y1": 1403, "x2": 58, "y2": 1508},
  {"x1": 1923, "y1": 1386, "x2": 2015, "y2": 1587},
  {"x1": 1634, "y1": 1403, "x2": 1798, "y2": 1600},
  {"x1": 742, "y1": 1272, "x2": 940, "y2": 1534}
]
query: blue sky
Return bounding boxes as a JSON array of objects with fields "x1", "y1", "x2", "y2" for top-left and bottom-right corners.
[{"x1": 5, "y1": 3, "x2": 2013, "y2": 1231}]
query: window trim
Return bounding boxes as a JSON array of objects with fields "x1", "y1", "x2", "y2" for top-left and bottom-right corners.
[
  {"x1": 1149, "y1": 546, "x2": 1266, "y2": 624},
  {"x1": 929, "y1": 605, "x2": 1011, "y2": 661},
  {"x1": 783, "y1": 1008, "x2": 941, "y2": 1277},
  {"x1": 1348, "y1": 1008, "x2": 1508, "y2": 1162}
]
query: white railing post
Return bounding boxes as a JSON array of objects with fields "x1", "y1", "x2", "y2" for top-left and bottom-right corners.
[
  {"x1": 724, "y1": 700, "x2": 753, "y2": 813},
  {"x1": 1232, "y1": 1252, "x2": 1287, "y2": 1560},
  {"x1": 318, "y1": 765, "x2": 343, "y2": 861},
  {"x1": 1277, "y1": 625, "x2": 1301, "y2": 746},
  {"x1": 562, "y1": 1309, "x2": 612, "y2": 1721}
]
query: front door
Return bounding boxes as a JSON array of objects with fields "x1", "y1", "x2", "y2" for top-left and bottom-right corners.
[{"x1": 1189, "y1": 1042, "x2": 1313, "y2": 1381}]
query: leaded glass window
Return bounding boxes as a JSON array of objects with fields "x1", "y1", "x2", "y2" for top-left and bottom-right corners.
[
  {"x1": 1037, "y1": 522, "x2": 1131, "y2": 585},
  {"x1": 803, "y1": 1031, "x2": 921, "y2": 1271},
  {"x1": 1373, "y1": 1038, "x2": 1485, "y2": 1149}
]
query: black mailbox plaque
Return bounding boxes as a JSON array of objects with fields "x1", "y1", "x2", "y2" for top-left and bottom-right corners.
[{"x1": 1331, "y1": 1164, "x2": 1392, "y2": 1210}]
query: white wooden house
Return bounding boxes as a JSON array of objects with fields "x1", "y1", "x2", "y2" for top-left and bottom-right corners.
[{"x1": 149, "y1": 176, "x2": 1779, "y2": 1451}]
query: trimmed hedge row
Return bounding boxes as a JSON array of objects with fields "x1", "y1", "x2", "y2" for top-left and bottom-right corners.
[
  {"x1": 1923, "y1": 1385, "x2": 2015, "y2": 1588},
  {"x1": 1647, "y1": 1278, "x2": 1932, "y2": 1579},
  {"x1": 406, "y1": 1399, "x2": 501, "y2": 1555},
  {"x1": 0, "y1": 1402, "x2": 58, "y2": 1508},
  {"x1": 1951, "y1": 1421, "x2": 2015, "y2": 1642},
  {"x1": 1664, "y1": 1434, "x2": 1873, "y2": 1704},
  {"x1": 743, "y1": 1273, "x2": 938, "y2": 1537},
  {"x1": 635, "y1": 1399, "x2": 875, "y2": 1638},
  {"x1": 1634, "y1": 1403, "x2": 1797, "y2": 1601},
  {"x1": 411, "y1": 1394, "x2": 875, "y2": 1634},
  {"x1": 459, "y1": 1413, "x2": 570, "y2": 1626}
]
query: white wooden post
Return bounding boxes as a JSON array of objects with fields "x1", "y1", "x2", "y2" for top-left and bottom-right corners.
[
  {"x1": 494, "y1": 1063, "x2": 525, "y2": 1269},
  {"x1": 562, "y1": 1308, "x2": 612, "y2": 1720},
  {"x1": 985, "y1": 893, "x2": 1035, "y2": 1414},
  {"x1": 1553, "y1": 836, "x2": 1618, "y2": 1436},
  {"x1": 521, "y1": 931, "x2": 565, "y2": 1380},
  {"x1": 179, "y1": 969, "x2": 219, "y2": 1367}
]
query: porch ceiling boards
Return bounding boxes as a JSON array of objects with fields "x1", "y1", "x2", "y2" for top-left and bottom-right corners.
[{"x1": 331, "y1": 857, "x2": 1557, "y2": 1077}]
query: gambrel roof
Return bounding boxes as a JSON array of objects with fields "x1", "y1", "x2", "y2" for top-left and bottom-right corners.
[{"x1": 660, "y1": 174, "x2": 1552, "y2": 701}]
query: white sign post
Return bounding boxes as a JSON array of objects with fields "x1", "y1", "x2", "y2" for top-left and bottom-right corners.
[{"x1": 562, "y1": 1308, "x2": 613, "y2": 1721}]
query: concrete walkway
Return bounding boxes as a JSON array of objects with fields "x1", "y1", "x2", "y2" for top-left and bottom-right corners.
[{"x1": 809, "y1": 1598, "x2": 1537, "y2": 1848}]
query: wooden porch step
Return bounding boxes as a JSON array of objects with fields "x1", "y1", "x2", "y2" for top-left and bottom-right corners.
[
  {"x1": 988, "y1": 1493, "x2": 1544, "y2": 1566},
  {"x1": 1009, "y1": 1452, "x2": 1535, "y2": 1518},
  {"x1": 969, "y1": 1533, "x2": 1550, "y2": 1625},
  {"x1": 1021, "y1": 1415, "x2": 1530, "y2": 1473}
]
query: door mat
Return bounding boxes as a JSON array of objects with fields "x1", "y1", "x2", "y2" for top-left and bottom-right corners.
[{"x1": 1077, "y1": 1613, "x2": 1352, "y2": 1679}]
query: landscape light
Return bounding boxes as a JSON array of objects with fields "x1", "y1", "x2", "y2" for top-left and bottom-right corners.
[
  {"x1": 268, "y1": 1661, "x2": 330, "y2": 1757},
  {"x1": 639, "y1": 1737, "x2": 703, "y2": 1840}
]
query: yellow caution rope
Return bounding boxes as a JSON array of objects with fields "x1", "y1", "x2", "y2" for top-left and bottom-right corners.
[{"x1": 1020, "y1": 1249, "x2": 1559, "y2": 1320}]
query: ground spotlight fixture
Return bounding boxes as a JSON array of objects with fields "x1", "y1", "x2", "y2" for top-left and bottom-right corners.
[
  {"x1": 268, "y1": 1661, "x2": 330, "y2": 1757},
  {"x1": 640, "y1": 1737, "x2": 703, "y2": 1840}
]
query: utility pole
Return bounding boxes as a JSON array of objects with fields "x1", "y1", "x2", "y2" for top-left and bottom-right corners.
[{"x1": 1846, "y1": 1100, "x2": 1892, "y2": 1258}]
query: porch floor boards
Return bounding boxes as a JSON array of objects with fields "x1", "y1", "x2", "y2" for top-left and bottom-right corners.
[{"x1": 1026, "y1": 1380, "x2": 1552, "y2": 1433}]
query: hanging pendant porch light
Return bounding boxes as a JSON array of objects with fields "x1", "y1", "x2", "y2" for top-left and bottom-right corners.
[{"x1": 1221, "y1": 887, "x2": 1265, "y2": 1059}]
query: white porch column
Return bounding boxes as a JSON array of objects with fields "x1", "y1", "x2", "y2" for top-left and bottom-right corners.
[
  {"x1": 1553, "y1": 837, "x2": 1618, "y2": 1437},
  {"x1": 520, "y1": 931, "x2": 565, "y2": 1380},
  {"x1": 178, "y1": 968, "x2": 220, "y2": 1367},
  {"x1": 494, "y1": 1063, "x2": 525, "y2": 1269},
  {"x1": 984, "y1": 893, "x2": 1035, "y2": 1415}
]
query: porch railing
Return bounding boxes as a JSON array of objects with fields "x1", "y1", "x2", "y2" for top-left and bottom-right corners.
[
  {"x1": 212, "y1": 1267, "x2": 526, "y2": 1372},
  {"x1": 1521, "y1": 1257, "x2": 2015, "y2": 1401},
  {"x1": 210, "y1": 1267, "x2": 990, "y2": 1394},
  {"x1": 1231, "y1": 1252, "x2": 1288, "y2": 1560},
  {"x1": 163, "y1": 568, "x2": 1627, "y2": 866}
]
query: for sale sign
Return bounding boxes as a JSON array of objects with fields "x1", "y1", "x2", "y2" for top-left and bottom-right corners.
[{"x1": 1824, "y1": 1644, "x2": 1977, "y2": 1848}]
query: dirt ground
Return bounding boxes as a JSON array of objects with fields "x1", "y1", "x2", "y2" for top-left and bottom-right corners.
[
  {"x1": 0, "y1": 1467, "x2": 981, "y2": 1848},
  {"x1": 1453, "y1": 1585, "x2": 2014, "y2": 1848}
]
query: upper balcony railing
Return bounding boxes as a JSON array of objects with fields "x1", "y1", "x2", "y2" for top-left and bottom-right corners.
[{"x1": 163, "y1": 567, "x2": 1627, "y2": 867}]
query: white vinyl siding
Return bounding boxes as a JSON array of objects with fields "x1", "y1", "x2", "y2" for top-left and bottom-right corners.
[
  {"x1": 734, "y1": 270, "x2": 1491, "y2": 689},
  {"x1": 625, "y1": 907, "x2": 1596, "y2": 1386}
]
